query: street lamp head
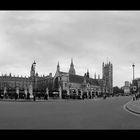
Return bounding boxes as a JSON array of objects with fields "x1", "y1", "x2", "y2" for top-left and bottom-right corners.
[
  {"x1": 33, "y1": 61, "x2": 36, "y2": 65},
  {"x1": 132, "y1": 64, "x2": 135, "y2": 67}
]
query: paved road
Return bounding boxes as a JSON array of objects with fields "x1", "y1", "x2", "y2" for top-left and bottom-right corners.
[{"x1": 0, "y1": 96, "x2": 140, "y2": 129}]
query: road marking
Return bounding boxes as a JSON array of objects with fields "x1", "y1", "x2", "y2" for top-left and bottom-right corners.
[{"x1": 123, "y1": 99, "x2": 140, "y2": 117}]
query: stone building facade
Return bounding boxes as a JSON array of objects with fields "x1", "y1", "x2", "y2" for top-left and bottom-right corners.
[
  {"x1": 122, "y1": 81, "x2": 130, "y2": 95},
  {"x1": 53, "y1": 59, "x2": 113, "y2": 97},
  {"x1": 102, "y1": 61, "x2": 113, "y2": 94},
  {"x1": 0, "y1": 61, "x2": 52, "y2": 97},
  {"x1": 0, "y1": 59, "x2": 113, "y2": 98}
]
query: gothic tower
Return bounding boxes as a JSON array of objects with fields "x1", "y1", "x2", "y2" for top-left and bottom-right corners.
[
  {"x1": 69, "y1": 58, "x2": 76, "y2": 75},
  {"x1": 102, "y1": 61, "x2": 113, "y2": 94},
  {"x1": 57, "y1": 61, "x2": 60, "y2": 73},
  {"x1": 30, "y1": 61, "x2": 36, "y2": 77},
  {"x1": 87, "y1": 69, "x2": 89, "y2": 78},
  {"x1": 30, "y1": 61, "x2": 37, "y2": 91},
  {"x1": 53, "y1": 61, "x2": 61, "y2": 90}
]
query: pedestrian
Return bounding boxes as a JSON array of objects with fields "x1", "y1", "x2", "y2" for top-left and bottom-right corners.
[
  {"x1": 133, "y1": 94, "x2": 136, "y2": 101},
  {"x1": 27, "y1": 92, "x2": 29, "y2": 100},
  {"x1": 82, "y1": 94, "x2": 84, "y2": 100},
  {"x1": 44, "y1": 93, "x2": 48, "y2": 100},
  {"x1": 15, "y1": 92, "x2": 18, "y2": 100}
]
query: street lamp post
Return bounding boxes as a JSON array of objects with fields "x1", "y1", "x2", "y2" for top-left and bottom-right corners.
[
  {"x1": 132, "y1": 64, "x2": 135, "y2": 95},
  {"x1": 132, "y1": 64, "x2": 135, "y2": 84}
]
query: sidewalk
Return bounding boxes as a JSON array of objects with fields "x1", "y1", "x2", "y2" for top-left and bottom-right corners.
[
  {"x1": 0, "y1": 97, "x2": 104, "y2": 103},
  {"x1": 125, "y1": 99, "x2": 140, "y2": 115}
]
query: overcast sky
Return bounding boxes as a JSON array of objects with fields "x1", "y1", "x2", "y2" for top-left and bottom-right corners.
[{"x1": 0, "y1": 11, "x2": 140, "y2": 87}]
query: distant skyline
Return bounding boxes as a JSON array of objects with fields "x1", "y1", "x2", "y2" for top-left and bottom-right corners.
[{"x1": 0, "y1": 11, "x2": 140, "y2": 87}]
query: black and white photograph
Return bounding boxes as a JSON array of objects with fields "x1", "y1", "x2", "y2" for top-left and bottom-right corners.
[{"x1": 0, "y1": 10, "x2": 140, "y2": 130}]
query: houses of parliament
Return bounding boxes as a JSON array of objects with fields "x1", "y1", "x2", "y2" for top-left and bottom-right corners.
[{"x1": 0, "y1": 59, "x2": 113, "y2": 98}]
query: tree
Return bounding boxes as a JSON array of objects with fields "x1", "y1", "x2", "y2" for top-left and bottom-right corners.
[{"x1": 113, "y1": 86, "x2": 121, "y2": 95}]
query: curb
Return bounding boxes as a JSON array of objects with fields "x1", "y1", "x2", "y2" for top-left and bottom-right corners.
[
  {"x1": 124, "y1": 100, "x2": 140, "y2": 116},
  {"x1": 125, "y1": 104, "x2": 140, "y2": 115},
  {"x1": 0, "y1": 98, "x2": 86, "y2": 103}
]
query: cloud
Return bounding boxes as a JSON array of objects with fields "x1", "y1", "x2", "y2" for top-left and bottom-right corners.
[{"x1": 0, "y1": 11, "x2": 140, "y2": 87}]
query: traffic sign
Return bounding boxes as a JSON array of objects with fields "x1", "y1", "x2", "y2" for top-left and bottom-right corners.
[{"x1": 133, "y1": 86, "x2": 137, "y2": 91}]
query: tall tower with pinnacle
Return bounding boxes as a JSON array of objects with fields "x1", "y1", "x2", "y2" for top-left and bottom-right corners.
[
  {"x1": 69, "y1": 58, "x2": 76, "y2": 75},
  {"x1": 57, "y1": 61, "x2": 60, "y2": 72},
  {"x1": 87, "y1": 69, "x2": 89, "y2": 78},
  {"x1": 30, "y1": 61, "x2": 36, "y2": 77},
  {"x1": 102, "y1": 61, "x2": 113, "y2": 94}
]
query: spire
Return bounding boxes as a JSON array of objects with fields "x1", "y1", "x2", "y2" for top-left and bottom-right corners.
[
  {"x1": 57, "y1": 61, "x2": 59, "y2": 66},
  {"x1": 71, "y1": 58, "x2": 74, "y2": 66},
  {"x1": 87, "y1": 69, "x2": 89, "y2": 78},
  {"x1": 84, "y1": 73, "x2": 87, "y2": 84},
  {"x1": 84, "y1": 73, "x2": 87, "y2": 76},
  {"x1": 69, "y1": 58, "x2": 76, "y2": 75},
  {"x1": 57, "y1": 61, "x2": 60, "y2": 72},
  {"x1": 36, "y1": 72, "x2": 38, "y2": 77}
]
